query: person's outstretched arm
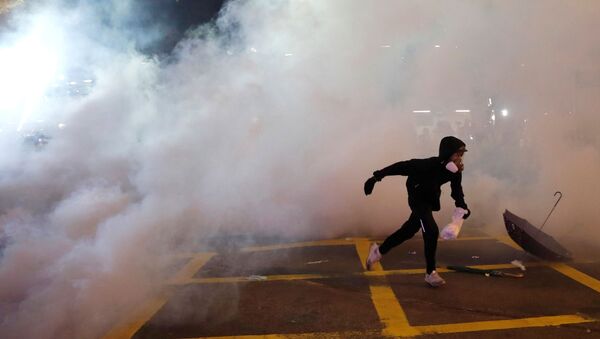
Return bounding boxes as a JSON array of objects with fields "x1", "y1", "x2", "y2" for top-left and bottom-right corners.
[
  {"x1": 450, "y1": 173, "x2": 471, "y2": 219},
  {"x1": 373, "y1": 158, "x2": 435, "y2": 178},
  {"x1": 364, "y1": 158, "x2": 436, "y2": 195}
]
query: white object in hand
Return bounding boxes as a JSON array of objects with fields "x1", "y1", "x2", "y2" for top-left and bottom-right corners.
[{"x1": 440, "y1": 208, "x2": 468, "y2": 240}]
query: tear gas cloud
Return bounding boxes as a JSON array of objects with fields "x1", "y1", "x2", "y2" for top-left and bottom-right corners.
[{"x1": 1, "y1": 0, "x2": 600, "y2": 337}]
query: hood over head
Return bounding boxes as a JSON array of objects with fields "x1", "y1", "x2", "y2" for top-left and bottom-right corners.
[{"x1": 439, "y1": 136, "x2": 467, "y2": 161}]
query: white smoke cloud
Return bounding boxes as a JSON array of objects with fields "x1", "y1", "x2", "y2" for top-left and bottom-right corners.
[{"x1": 1, "y1": 0, "x2": 600, "y2": 337}]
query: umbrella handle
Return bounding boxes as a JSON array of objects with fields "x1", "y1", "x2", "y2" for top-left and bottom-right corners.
[
  {"x1": 539, "y1": 191, "x2": 562, "y2": 231},
  {"x1": 554, "y1": 191, "x2": 563, "y2": 201}
]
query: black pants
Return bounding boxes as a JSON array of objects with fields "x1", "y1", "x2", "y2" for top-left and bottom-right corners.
[{"x1": 379, "y1": 206, "x2": 439, "y2": 274}]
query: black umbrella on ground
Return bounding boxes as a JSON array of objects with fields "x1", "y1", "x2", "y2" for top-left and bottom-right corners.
[{"x1": 503, "y1": 192, "x2": 572, "y2": 261}]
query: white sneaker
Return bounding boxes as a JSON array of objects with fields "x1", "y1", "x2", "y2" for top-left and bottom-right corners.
[
  {"x1": 425, "y1": 270, "x2": 446, "y2": 287},
  {"x1": 366, "y1": 243, "x2": 382, "y2": 270}
]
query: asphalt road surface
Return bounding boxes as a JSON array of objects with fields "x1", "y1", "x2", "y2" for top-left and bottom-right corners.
[{"x1": 103, "y1": 227, "x2": 600, "y2": 338}]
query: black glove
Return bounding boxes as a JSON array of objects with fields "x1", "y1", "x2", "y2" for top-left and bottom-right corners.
[
  {"x1": 456, "y1": 202, "x2": 470, "y2": 219},
  {"x1": 462, "y1": 208, "x2": 471, "y2": 220},
  {"x1": 364, "y1": 176, "x2": 378, "y2": 195}
]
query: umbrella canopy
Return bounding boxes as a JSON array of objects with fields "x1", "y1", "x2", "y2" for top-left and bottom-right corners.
[{"x1": 503, "y1": 209, "x2": 572, "y2": 261}]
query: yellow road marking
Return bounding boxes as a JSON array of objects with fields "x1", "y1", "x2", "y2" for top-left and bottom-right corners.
[
  {"x1": 414, "y1": 314, "x2": 594, "y2": 335},
  {"x1": 369, "y1": 284, "x2": 421, "y2": 337},
  {"x1": 364, "y1": 269, "x2": 423, "y2": 277},
  {"x1": 354, "y1": 239, "x2": 419, "y2": 337},
  {"x1": 177, "y1": 314, "x2": 597, "y2": 338},
  {"x1": 549, "y1": 262, "x2": 600, "y2": 294},
  {"x1": 188, "y1": 330, "x2": 382, "y2": 338},
  {"x1": 241, "y1": 238, "x2": 362, "y2": 252},
  {"x1": 109, "y1": 237, "x2": 600, "y2": 339},
  {"x1": 103, "y1": 253, "x2": 216, "y2": 339},
  {"x1": 183, "y1": 312, "x2": 594, "y2": 338},
  {"x1": 496, "y1": 236, "x2": 527, "y2": 251},
  {"x1": 103, "y1": 292, "x2": 171, "y2": 339},
  {"x1": 169, "y1": 252, "x2": 217, "y2": 284}
]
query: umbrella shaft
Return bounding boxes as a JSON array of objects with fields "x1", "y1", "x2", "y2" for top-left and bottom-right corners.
[{"x1": 539, "y1": 191, "x2": 562, "y2": 231}]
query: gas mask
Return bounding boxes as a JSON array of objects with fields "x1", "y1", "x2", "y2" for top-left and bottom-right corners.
[{"x1": 445, "y1": 161, "x2": 459, "y2": 173}]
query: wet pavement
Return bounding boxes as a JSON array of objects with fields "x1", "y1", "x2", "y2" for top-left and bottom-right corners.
[{"x1": 103, "y1": 227, "x2": 600, "y2": 338}]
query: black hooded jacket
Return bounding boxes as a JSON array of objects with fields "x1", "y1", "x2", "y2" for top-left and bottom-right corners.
[{"x1": 373, "y1": 136, "x2": 468, "y2": 211}]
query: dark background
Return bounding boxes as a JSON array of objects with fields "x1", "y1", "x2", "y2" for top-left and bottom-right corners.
[{"x1": 0, "y1": 0, "x2": 228, "y2": 55}]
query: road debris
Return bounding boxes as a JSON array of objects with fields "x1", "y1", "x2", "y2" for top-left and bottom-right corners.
[
  {"x1": 448, "y1": 265, "x2": 524, "y2": 278},
  {"x1": 247, "y1": 275, "x2": 267, "y2": 281},
  {"x1": 511, "y1": 259, "x2": 527, "y2": 271},
  {"x1": 306, "y1": 260, "x2": 329, "y2": 265}
]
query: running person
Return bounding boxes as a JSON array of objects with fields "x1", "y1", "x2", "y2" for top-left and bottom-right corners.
[{"x1": 363, "y1": 136, "x2": 471, "y2": 287}]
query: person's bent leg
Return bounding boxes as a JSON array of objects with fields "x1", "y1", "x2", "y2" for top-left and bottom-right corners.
[
  {"x1": 366, "y1": 212, "x2": 421, "y2": 270},
  {"x1": 379, "y1": 212, "x2": 421, "y2": 255}
]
